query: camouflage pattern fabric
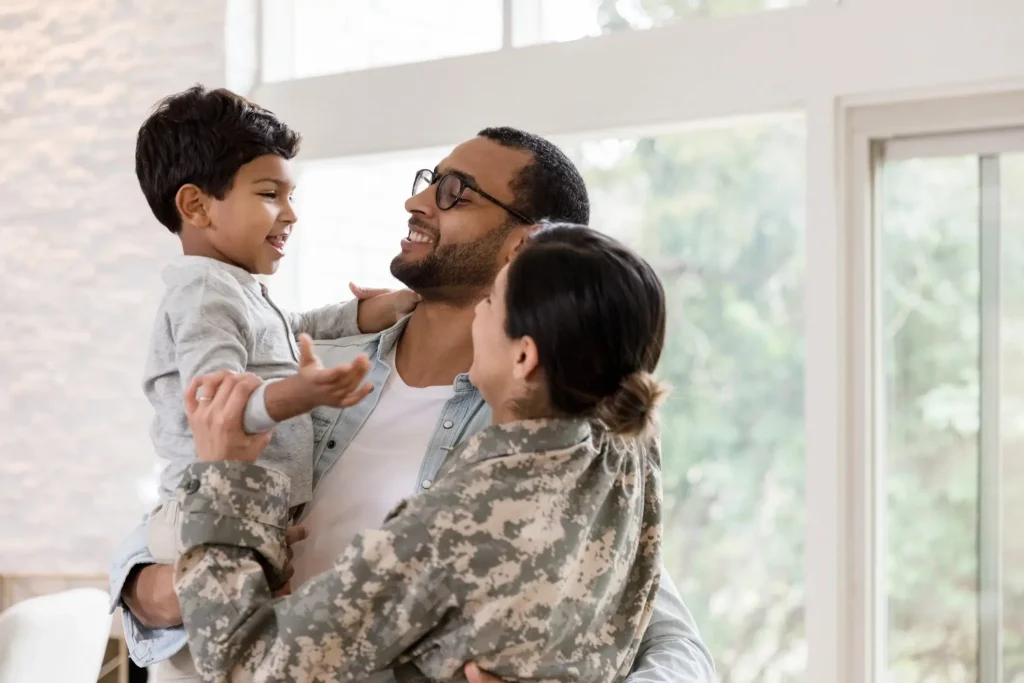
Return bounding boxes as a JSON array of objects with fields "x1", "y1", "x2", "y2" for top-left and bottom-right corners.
[{"x1": 175, "y1": 418, "x2": 663, "y2": 683}]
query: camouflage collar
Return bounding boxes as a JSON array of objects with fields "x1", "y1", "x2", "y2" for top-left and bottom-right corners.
[{"x1": 455, "y1": 418, "x2": 594, "y2": 464}]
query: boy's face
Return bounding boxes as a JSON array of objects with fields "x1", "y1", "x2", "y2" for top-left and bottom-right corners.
[{"x1": 203, "y1": 154, "x2": 298, "y2": 275}]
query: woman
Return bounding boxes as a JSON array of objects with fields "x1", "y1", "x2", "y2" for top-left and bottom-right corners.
[{"x1": 175, "y1": 224, "x2": 668, "y2": 682}]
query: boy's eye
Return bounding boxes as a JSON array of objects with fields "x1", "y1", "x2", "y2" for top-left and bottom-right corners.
[{"x1": 259, "y1": 192, "x2": 277, "y2": 199}]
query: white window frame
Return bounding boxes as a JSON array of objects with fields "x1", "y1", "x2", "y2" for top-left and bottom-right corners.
[
  {"x1": 242, "y1": 2, "x2": 1024, "y2": 682},
  {"x1": 844, "y1": 90, "x2": 1024, "y2": 683}
]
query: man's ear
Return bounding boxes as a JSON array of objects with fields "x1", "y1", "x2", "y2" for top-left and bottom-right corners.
[
  {"x1": 175, "y1": 184, "x2": 213, "y2": 229},
  {"x1": 503, "y1": 224, "x2": 540, "y2": 264}
]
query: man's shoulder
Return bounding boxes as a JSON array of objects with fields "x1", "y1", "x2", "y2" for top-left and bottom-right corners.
[
  {"x1": 313, "y1": 332, "x2": 378, "y2": 362},
  {"x1": 314, "y1": 332, "x2": 379, "y2": 349}
]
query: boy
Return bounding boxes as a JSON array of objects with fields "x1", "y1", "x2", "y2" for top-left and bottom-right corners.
[{"x1": 136, "y1": 85, "x2": 413, "y2": 566}]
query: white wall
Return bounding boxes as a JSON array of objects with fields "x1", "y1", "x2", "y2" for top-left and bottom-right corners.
[{"x1": 0, "y1": 0, "x2": 226, "y2": 573}]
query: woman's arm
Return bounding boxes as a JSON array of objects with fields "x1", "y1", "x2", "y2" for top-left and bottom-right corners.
[
  {"x1": 176, "y1": 373, "x2": 453, "y2": 682},
  {"x1": 175, "y1": 462, "x2": 453, "y2": 682}
]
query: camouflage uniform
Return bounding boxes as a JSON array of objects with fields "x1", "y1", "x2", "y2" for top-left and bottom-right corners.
[{"x1": 174, "y1": 417, "x2": 663, "y2": 683}]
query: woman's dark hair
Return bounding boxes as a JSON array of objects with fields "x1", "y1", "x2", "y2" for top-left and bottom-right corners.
[{"x1": 505, "y1": 223, "x2": 668, "y2": 435}]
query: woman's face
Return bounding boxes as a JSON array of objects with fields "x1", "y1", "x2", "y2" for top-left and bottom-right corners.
[{"x1": 469, "y1": 265, "x2": 533, "y2": 411}]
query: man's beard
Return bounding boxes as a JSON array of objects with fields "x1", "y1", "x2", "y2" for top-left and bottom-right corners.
[{"x1": 391, "y1": 222, "x2": 513, "y2": 302}]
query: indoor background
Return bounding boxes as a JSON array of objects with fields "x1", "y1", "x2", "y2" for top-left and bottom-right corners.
[{"x1": 0, "y1": 1, "x2": 1021, "y2": 682}]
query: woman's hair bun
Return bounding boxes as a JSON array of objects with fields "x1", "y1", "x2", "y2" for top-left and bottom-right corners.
[{"x1": 595, "y1": 370, "x2": 667, "y2": 437}]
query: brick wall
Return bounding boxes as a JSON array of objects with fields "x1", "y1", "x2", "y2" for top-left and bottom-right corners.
[{"x1": 0, "y1": 0, "x2": 227, "y2": 573}]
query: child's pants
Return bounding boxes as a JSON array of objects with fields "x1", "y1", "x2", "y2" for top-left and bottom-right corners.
[
  {"x1": 146, "y1": 500, "x2": 183, "y2": 564},
  {"x1": 146, "y1": 502, "x2": 200, "y2": 683}
]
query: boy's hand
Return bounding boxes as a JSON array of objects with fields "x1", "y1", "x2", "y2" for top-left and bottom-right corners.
[
  {"x1": 296, "y1": 334, "x2": 374, "y2": 409},
  {"x1": 351, "y1": 283, "x2": 421, "y2": 333}
]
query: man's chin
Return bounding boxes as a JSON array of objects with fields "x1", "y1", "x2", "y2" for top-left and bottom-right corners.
[{"x1": 390, "y1": 255, "x2": 426, "y2": 290}]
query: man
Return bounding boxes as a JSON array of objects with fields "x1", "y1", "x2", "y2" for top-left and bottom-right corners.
[{"x1": 111, "y1": 127, "x2": 715, "y2": 682}]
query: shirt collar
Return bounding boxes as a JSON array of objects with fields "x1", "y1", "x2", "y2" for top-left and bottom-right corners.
[
  {"x1": 164, "y1": 255, "x2": 262, "y2": 294},
  {"x1": 370, "y1": 315, "x2": 475, "y2": 392}
]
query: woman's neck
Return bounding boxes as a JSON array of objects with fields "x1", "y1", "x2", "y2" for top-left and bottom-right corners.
[{"x1": 490, "y1": 393, "x2": 561, "y2": 426}]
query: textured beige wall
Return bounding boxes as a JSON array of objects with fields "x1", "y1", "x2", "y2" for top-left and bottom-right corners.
[{"x1": 0, "y1": 1, "x2": 227, "y2": 573}]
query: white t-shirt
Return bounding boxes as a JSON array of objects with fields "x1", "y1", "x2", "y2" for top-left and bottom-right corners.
[{"x1": 291, "y1": 348, "x2": 454, "y2": 585}]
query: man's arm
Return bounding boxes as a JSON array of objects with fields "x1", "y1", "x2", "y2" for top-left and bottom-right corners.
[
  {"x1": 624, "y1": 569, "x2": 715, "y2": 683},
  {"x1": 108, "y1": 521, "x2": 187, "y2": 667},
  {"x1": 175, "y1": 461, "x2": 453, "y2": 682},
  {"x1": 464, "y1": 569, "x2": 714, "y2": 683}
]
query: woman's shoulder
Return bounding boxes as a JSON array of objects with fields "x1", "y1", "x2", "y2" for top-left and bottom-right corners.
[{"x1": 454, "y1": 418, "x2": 595, "y2": 463}]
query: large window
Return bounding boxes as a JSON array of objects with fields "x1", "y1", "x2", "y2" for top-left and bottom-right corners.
[
  {"x1": 513, "y1": 0, "x2": 803, "y2": 45},
  {"x1": 261, "y1": 0, "x2": 503, "y2": 81},
  {"x1": 261, "y1": 0, "x2": 804, "y2": 81},
  {"x1": 877, "y1": 143, "x2": 1024, "y2": 682},
  {"x1": 567, "y1": 117, "x2": 807, "y2": 683},
  {"x1": 249, "y1": 0, "x2": 1024, "y2": 679},
  {"x1": 278, "y1": 116, "x2": 807, "y2": 683}
]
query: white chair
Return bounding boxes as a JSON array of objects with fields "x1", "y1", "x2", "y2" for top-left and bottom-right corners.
[{"x1": 0, "y1": 587, "x2": 112, "y2": 683}]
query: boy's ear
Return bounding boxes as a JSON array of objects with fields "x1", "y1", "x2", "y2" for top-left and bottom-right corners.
[{"x1": 176, "y1": 184, "x2": 212, "y2": 229}]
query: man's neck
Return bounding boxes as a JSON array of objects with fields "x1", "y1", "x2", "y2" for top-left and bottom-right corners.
[{"x1": 394, "y1": 300, "x2": 476, "y2": 388}]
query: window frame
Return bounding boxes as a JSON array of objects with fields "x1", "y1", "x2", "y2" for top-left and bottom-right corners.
[{"x1": 845, "y1": 91, "x2": 1024, "y2": 683}]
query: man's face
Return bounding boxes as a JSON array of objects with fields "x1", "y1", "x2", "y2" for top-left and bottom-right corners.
[{"x1": 390, "y1": 137, "x2": 533, "y2": 302}]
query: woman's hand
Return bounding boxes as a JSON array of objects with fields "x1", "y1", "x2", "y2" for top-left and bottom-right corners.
[{"x1": 185, "y1": 371, "x2": 272, "y2": 463}]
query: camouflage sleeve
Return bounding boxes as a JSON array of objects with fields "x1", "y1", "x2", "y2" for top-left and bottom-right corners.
[{"x1": 174, "y1": 466, "x2": 455, "y2": 682}]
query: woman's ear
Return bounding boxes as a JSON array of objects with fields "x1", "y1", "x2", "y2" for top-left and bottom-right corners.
[{"x1": 512, "y1": 335, "x2": 540, "y2": 381}]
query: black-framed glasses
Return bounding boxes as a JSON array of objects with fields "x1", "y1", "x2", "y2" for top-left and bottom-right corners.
[{"x1": 412, "y1": 169, "x2": 534, "y2": 225}]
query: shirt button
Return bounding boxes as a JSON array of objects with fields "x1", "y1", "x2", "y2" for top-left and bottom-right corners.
[
  {"x1": 327, "y1": 440, "x2": 336, "y2": 449},
  {"x1": 421, "y1": 479, "x2": 432, "y2": 489},
  {"x1": 183, "y1": 478, "x2": 200, "y2": 494},
  {"x1": 442, "y1": 420, "x2": 454, "y2": 429}
]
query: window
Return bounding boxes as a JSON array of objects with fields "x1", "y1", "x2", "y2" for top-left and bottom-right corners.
[
  {"x1": 260, "y1": 0, "x2": 805, "y2": 81},
  {"x1": 513, "y1": 0, "x2": 804, "y2": 46},
  {"x1": 561, "y1": 117, "x2": 807, "y2": 683},
  {"x1": 277, "y1": 117, "x2": 807, "y2": 682},
  {"x1": 261, "y1": 0, "x2": 502, "y2": 82},
  {"x1": 877, "y1": 144, "x2": 1024, "y2": 683}
]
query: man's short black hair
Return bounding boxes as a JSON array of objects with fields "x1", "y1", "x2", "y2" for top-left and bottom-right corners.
[
  {"x1": 478, "y1": 127, "x2": 589, "y2": 226},
  {"x1": 136, "y1": 85, "x2": 301, "y2": 233}
]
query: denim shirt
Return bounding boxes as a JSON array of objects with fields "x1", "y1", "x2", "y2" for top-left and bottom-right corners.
[{"x1": 109, "y1": 319, "x2": 715, "y2": 682}]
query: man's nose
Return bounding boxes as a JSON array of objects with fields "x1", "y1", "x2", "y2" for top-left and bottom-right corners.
[{"x1": 405, "y1": 183, "x2": 438, "y2": 218}]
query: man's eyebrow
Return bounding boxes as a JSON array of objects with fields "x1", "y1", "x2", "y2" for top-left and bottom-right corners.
[{"x1": 435, "y1": 165, "x2": 479, "y2": 188}]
